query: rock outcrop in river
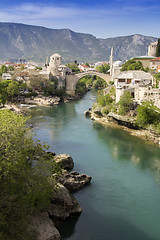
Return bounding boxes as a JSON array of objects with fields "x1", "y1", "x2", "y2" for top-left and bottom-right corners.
[{"x1": 29, "y1": 153, "x2": 92, "y2": 240}]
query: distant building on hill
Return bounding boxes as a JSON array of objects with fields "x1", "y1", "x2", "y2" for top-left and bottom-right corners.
[
  {"x1": 148, "y1": 41, "x2": 158, "y2": 57},
  {"x1": 131, "y1": 56, "x2": 155, "y2": 69}
]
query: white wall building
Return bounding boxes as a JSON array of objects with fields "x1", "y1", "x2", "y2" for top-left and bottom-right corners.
[{"x1": 114, "y1": 71, "x2": 153, "y2": 102}]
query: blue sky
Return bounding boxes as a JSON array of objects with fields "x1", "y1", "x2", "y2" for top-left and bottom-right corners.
[{"x1": 0, "y1": 0, "x2": 159, "y2": 38}]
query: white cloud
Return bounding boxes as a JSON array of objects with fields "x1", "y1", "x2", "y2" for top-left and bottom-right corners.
[{"x1": 0, "y1": 2, "x2": 159, "y2": 38}]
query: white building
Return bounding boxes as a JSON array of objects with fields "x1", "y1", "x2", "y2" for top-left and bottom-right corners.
[
  {"x1": 2, "y1": 73, "x2": 12, "y2": 80},
  {"x1": 114, "y1": 70, "x2": 153, "y2": 102},
  {"x1": 78, "y1": 64, "x2": 94, "y2": 72}
]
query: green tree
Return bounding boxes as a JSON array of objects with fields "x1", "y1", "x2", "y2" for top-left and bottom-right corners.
[
  {"x1": 0, "y1": 110, "x2": 59, "y2": 239},
  {"x1": 97, "y1": 94, "x2": 113, "y2": 107},
  {"x1": 136, "y1": 102, "x2": 160, "y2": 127},
  {"x1": 96, "y1": 64, "x2": 110, "y2": 73},
  {"x1": 121, "y1": 59, "x2": 144, "y2": 71},
  {"x1": 0, "y1": 65, "x2": 7, "y2": 75},
  {"x1": 6, "y1": 81, "x2": 19, "y2": 101},
  {"x1": 118, "y1": 91, "x2": 133, "y2": 115},
  {"x1": 66, "y1": 62, "x2": 80, "y2": 73},
  {"x1": 75, "y1": 81, "x2": 86, "y2": 95},
  {"x1": 0, "y1": 80, "x2": 11, "y2": 106},
  {"x1": 85, "y1": 63, "x2": 90, "y2": 67},
  {"x1": 156, "y1": 38, "x2": 160, "y2": 57},
  {"x1": 7, "y1": 66, "x2": 15, "y2": 71},
  {"x1": 93, "y1": 78, "x2": 107, "y2": 89}
]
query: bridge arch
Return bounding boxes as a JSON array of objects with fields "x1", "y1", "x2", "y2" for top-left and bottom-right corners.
[{"x1": 66, "y1": 71, "x2": 111, "y2": 95}]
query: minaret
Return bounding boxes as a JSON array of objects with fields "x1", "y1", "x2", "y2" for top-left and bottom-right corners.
[
  {"x1": 45, "y1": 56, "x2": 49, "y2": 66},
  {"x1": 110, "y1": 47, "x2": 113, "y2": 76}
]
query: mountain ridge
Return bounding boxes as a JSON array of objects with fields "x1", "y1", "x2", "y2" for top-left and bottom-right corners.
[{"x1": 0, "y1": 22, "x2": 157, "y2": 63}]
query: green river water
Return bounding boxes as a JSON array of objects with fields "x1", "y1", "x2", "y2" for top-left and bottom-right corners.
[{"x1": 29, "y1": 90, "x2": 160, "y2": 240}]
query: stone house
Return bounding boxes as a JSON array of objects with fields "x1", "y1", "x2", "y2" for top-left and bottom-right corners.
[
  {"x1": 114, "y1": 70, "x2": 153, "y2": 102},
  {"x1": 131, "y1": 56, "x2": 155, "y2": 69},
  {"x1": 78, "y1": 64, "x2": 93, "y2": 72},
  {"x1": 2, "y1": 73, "x2": 12, "y2": 80}
]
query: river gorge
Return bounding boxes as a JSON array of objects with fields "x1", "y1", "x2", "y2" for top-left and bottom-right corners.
[{"x1": 29, "y1": 90, "x2": 160, "y2": 240}]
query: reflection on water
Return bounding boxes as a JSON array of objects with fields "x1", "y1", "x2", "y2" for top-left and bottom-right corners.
[
  {"x1": 30, "y1": 91, "x2": 160, "y2": 240},
  {"x1": 92, "y1": 122, "x2": 160, "y2": 184}
]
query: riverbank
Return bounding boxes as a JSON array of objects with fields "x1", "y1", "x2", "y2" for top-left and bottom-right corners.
[
  {"x1": 1, "y1": 94, "x2": 79, "y2": 114},
  {"x1": 85, "y1": 109, "x2": 160, "y2": 146},
  {"x1": 28, "y1": 153, "x2": 92, "y2": 240}
]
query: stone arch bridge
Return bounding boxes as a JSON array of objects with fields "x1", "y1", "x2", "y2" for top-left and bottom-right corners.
[{"x1": 66, "y1": 71, "x2": 111, "y2": 95}]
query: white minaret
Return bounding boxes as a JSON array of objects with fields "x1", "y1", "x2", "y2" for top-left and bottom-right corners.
[{"x1": 110, "y1": 47, "x2": 113, "y2": 76}]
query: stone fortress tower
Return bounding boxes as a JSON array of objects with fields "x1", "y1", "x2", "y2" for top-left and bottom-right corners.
[
  {"x1": 148, "y1": 41, "x2": 158, "y2": 57},
  {"x1": 46, "y1": 53, "x2": 72, "y2": 88},
  {"x1": 47, "y1": 53, "x2": 62, "y2": 76}
]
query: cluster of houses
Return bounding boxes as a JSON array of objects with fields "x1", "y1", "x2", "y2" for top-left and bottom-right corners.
[
  {"x1": 76, "y1": 41, "x2": 160, "y2": 108},
  {"x1": 1, "y1": 40, "x2": 160, "y2": 107},
  {"x1": 110, "y1": 41, "x2": 160, "y2": 108},
  {"x1": 0, "y1": 61, "x2": 38, "y2": 81}
]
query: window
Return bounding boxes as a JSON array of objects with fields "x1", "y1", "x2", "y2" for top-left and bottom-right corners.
[
  {"x1": 127, "y1": 79, "x2": 131, "y2": 84},
  {"x1": 118, "y1": 79, "x2": 125, "y2": 82}
]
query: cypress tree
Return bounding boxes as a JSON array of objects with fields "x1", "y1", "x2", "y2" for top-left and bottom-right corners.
[{"x1": 156, "y1": 38, "x2": 160, "y2": 57}]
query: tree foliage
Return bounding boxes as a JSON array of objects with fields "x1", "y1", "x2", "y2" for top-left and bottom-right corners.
[
  {"x1": 95, "y1": 64, "x2": 110, "y2": 74},
  {"x1": 6, "y1": 81, "x2": 19, "y2": 100},
  {"x1": 66, "y1": 62, "x2": 80, "y2": 73},
  {"x1": 118, "y1": 91, "x2": 133, "y2": 115},
  {"x1": 121, "y1": 59, "x2": 144, "y2": 71},
  {"x1": 136, "y1": 102, "x2": 160, "y2": 127},
  {"x1": 97, "y1": 94, "x2": 113, "y2": 107},
  {"x1": 0, "y1": 110, "x2": 59, "y2": 239},
  {"x1": 0, "y1": 65, "x2": 7, "y2": 75},
  {"x1": 93, "y1": 78, "x2": 107, "y2": 89},
  {"x1": 156, "y1": 38, "x2": 160, "y2": 57}
]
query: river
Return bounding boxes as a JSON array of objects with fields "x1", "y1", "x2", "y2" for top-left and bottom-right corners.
[{"x1": 29, "y1": 90, "x2": 160, "y2": 240}]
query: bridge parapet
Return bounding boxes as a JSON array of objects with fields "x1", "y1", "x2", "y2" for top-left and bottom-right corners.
[{"x1": 66, "y1": 72, "x2": 111, "y2": 96}]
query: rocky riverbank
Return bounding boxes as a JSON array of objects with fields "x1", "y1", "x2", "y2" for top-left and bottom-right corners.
[
  {"x1": 28, "y1": 153, "x2": 92, "y2": 240},
  {"x1": 85, "y1": 108, "x2": 160, "y2": 146},
  {"x1": 1, "y1": 94, "x2": 81, "y2": 115}
]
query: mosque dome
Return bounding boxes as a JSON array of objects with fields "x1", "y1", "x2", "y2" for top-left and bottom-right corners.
[{"x1": 113, "y1": 60, "x2": 122, "y2": 67}]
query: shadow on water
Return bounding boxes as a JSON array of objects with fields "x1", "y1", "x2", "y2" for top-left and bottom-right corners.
[
  {"x1": 54, "y1": 215, "x2": 80, "y2": 239},
  {"x1": 57, "y1": 204, "x2": 155, "y2": 240}
]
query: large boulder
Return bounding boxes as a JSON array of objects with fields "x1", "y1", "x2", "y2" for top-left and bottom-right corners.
[
  {"x1": 84, "y1": 110, "x2": 92, "y2": 117},
  {"x1": 28, "y1": 212, "x2": 60, "y2": 240},
  {"x1": 54, "y1": 154, "x2": 74, "y2": 170},
  {"x1": 58, "y1": 171, "x2": 92, "y2": 192},
  {"x1": 48, "y1": 183, "x2": 82, "y2": 220}
]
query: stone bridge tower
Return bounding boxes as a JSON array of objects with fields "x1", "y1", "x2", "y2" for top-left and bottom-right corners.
[{"x1": 47, "y1": 53, "x2": 62, "y2": 76}]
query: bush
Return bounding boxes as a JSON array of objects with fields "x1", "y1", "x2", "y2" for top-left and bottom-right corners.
[
  {"x1": 118, "y1": 91, "x2": 133, "y2": 115},
  {"x1": 93, "y1": 78, "x2": 106, "y2": 89},
  {"x1": 75, "y1": 81, "x2": 87, "y2": 95},
  {"x1": 136, "y1": 102, "x2": 160, "y2": 128},
  {"x1": 0, "y1": 110, "x2": 59, "y2": 239},
  {"x1": 97, "y1": 94, "x2": 113, "y2": 107}
]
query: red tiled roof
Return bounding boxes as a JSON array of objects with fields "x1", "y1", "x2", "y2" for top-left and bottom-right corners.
[
  {"x1": 151, "y1": 57, "x2": 160, "y2": 61},
  {"x1": 81, "y1": 64, "x2": 89, "y2": 68}
]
